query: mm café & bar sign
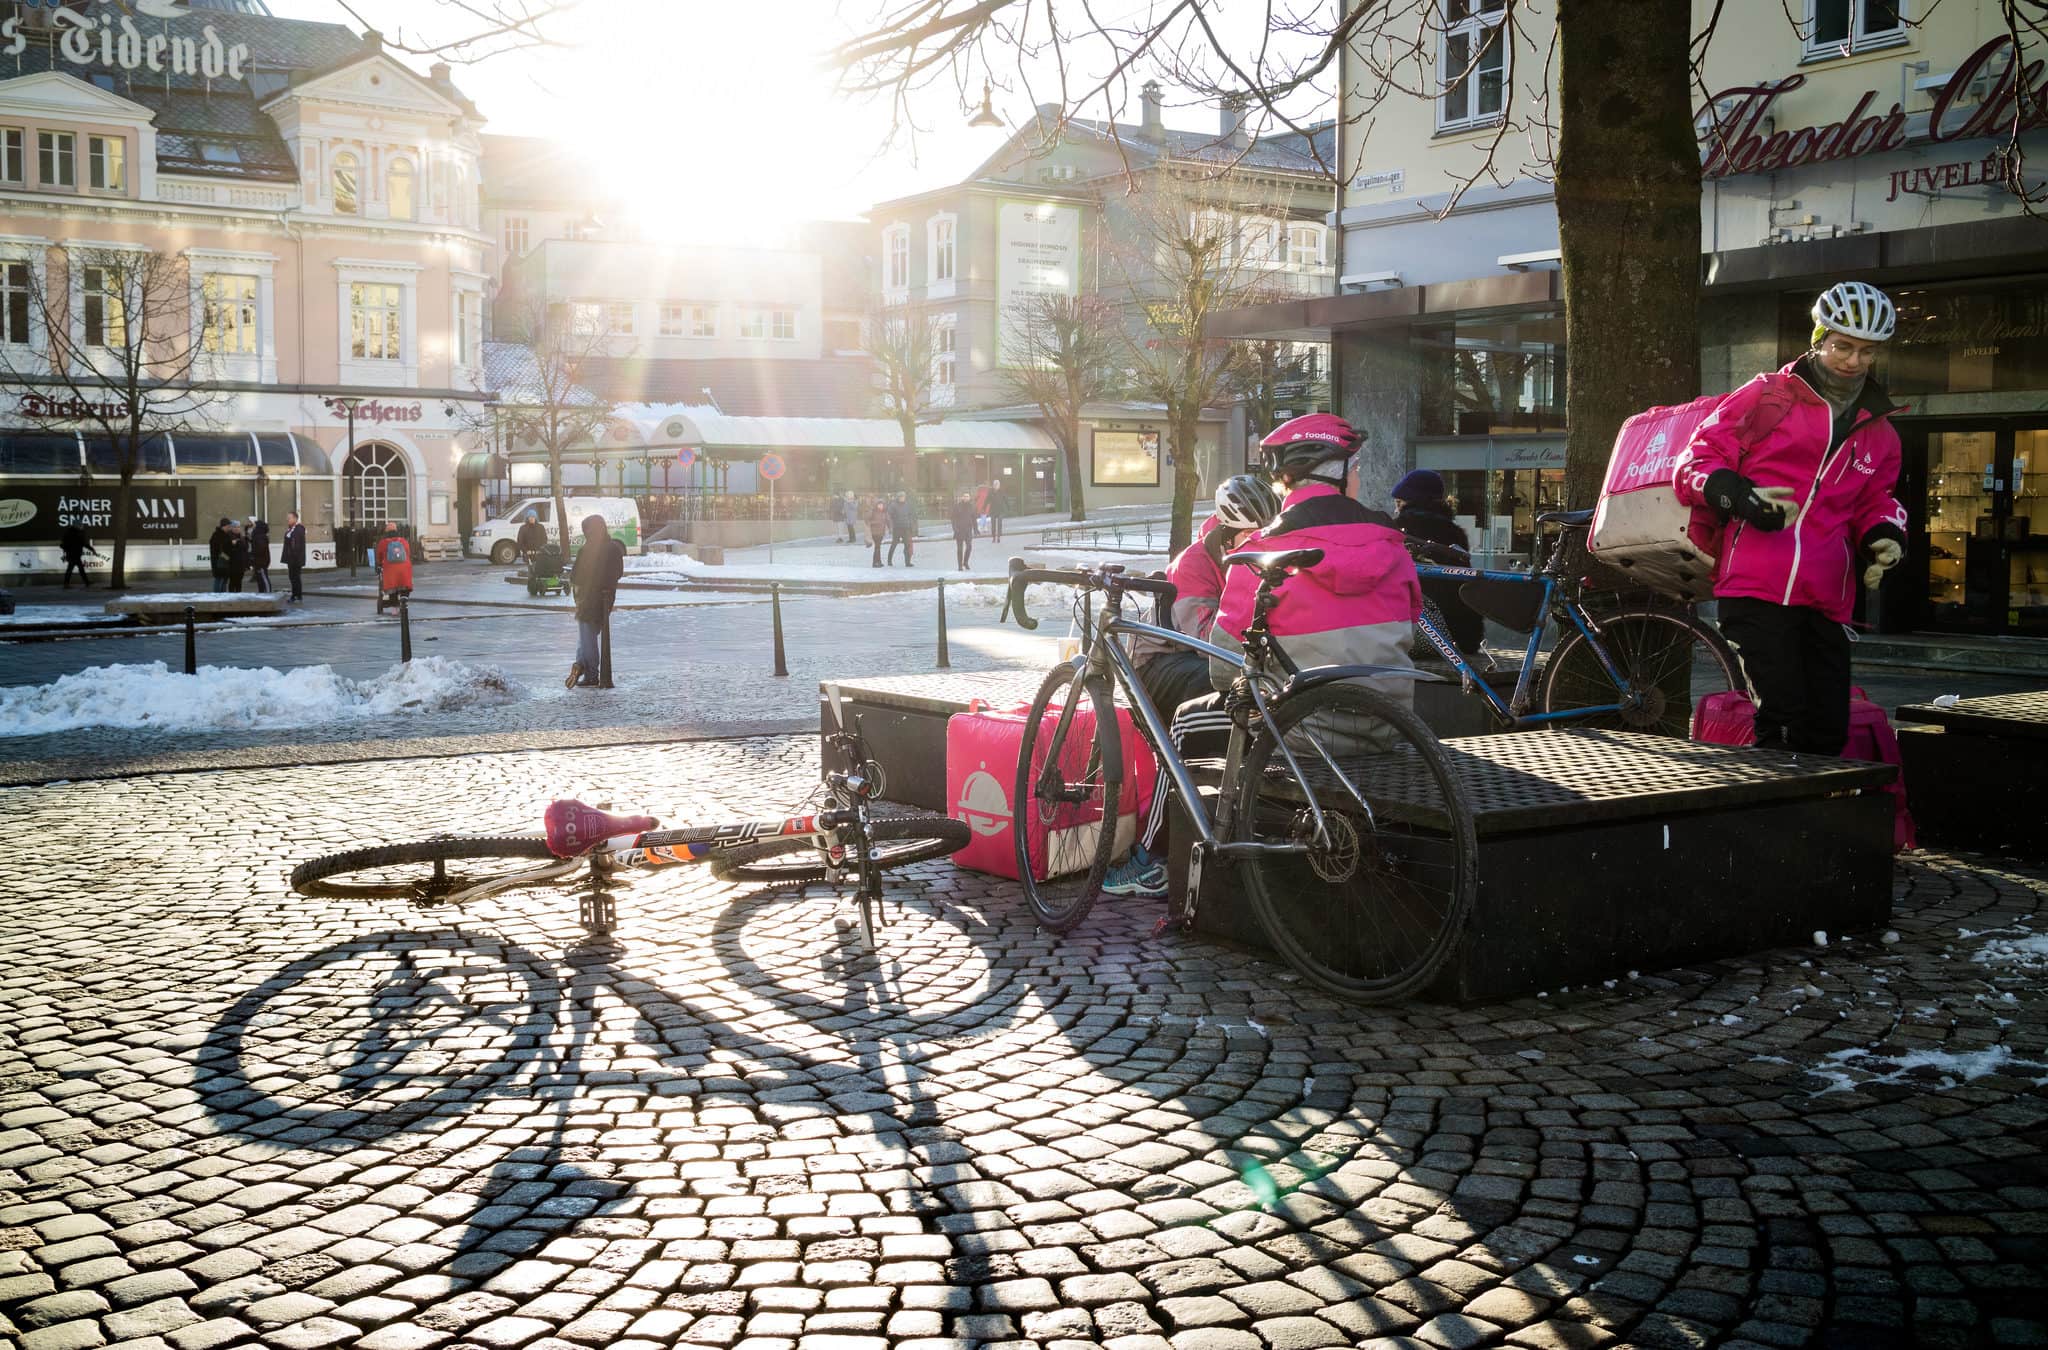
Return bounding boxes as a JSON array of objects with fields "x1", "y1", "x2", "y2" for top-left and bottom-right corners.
[
  {"x1": 0, "y1": 487, "x2": 199, "y2": 543},
  {"x1": 1700, "y1": 35, "x2": 2041, "y2": 179}
]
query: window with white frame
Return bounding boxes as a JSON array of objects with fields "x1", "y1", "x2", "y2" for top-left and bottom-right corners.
[
  {"x1": 1239, "y1": 219, "x2": 1280, "y2": 266},
  {"x1": 38, "y1": 131, "x2": 74, "y2": 189},
  {"x1": 88, "y1": 136, "x2": 124, "y2": 192},
  {"x1": 2, "y1": 128, "x2": 26, "y2": 185},
  {"x1": 885, "y1": 226, "x2": 909, "y2": 290},
  {"x1": 931, "y1": 216, "x2": 956, "y2": 283},
  {"x1": 1, "y1": 261, "x2": 31, "y2": 345},
  {"x1": 1192, "y1": 210, "x2": 1236, "y2": 259},
  {"x1": 332, "y1": 151, "x2": 360, "y2": 214},
  {"x1": 604, "y1": 301, "x2": 634, "y2": 335},
  {"x1": 1287, "y1": 223, "x2": 1325, "y2": 266},
  {"x1": 453, "y1": 289, "x2": 481, "y2": 368},
  {"x1": 661, "y1": 302, "x2": 716, "y2": 338},
  {"x1": 350, "y1": 281, "x2": 402, "y2": 360},
  {"x1": 201, "y1": 274, "x2": 258, "y2": 355},
  {"x1": 1438, "y1": 0, "x2": 1507, "y2": 132},
  {"x1": 931, "y1": 316, "x2": 957, "y2": 391},
  {"x1": 503, "y1": 216, "x2": 530, "y2": 257},
  {"x1": 740, "y1": 307, "x2": 797, "y2": 341},
  {"x1": 82, "y1": 267, "x2": 126, "y2": 349},
  {"x1": 1805, "y1": 0, "x2": 1906, "y2": 56},
  {"x1": 387, "y1": 159, "x2": 416, "y2": 220}
]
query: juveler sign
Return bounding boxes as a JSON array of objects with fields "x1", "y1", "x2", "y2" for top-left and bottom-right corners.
[{"x1": 1700, "y1": 35, "x2": 2041, "y2": 179}]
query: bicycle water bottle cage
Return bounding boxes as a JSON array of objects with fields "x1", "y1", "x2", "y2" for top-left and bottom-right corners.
[{"x1": 545, "y1": 799, "x2": 659, "y2": 858}]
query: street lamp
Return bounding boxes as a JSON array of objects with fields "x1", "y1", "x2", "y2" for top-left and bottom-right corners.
[
  {"x1": 323, "y1": 394, "x2": 363, "y2": 574},
  {"x1": 968, "y1": 81, "x2": 1003, "y2": 128}
]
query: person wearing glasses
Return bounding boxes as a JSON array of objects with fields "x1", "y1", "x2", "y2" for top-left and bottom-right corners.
[{"x1": 1673, "y1": 280, "x2": 1908, "y2": 754}]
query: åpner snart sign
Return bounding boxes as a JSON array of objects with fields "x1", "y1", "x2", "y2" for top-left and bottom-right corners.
[
  {"x1": 2, "y1": 0, "x2": 252, "y2": 83},
  {"x1": 0, "y1": 487, "x2": 200, "y2": 543}
]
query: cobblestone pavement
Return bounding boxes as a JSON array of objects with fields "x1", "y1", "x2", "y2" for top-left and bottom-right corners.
[{"x1": 4, "y1": 738, "x2": 2047, "y2": 1350}]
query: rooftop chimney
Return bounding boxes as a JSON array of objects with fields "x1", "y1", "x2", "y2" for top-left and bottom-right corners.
[
  {"x1": 1220, "y1": 95, "x2": 1248, "y2": 148},
  {"x1": 1139, "y1": 80, "x2": 1164, "y2": 141},
  {"x1": 429, "y1": 62, "x2": 452, "y2": 85},
  {"x1": 361, "y1": 29, "x2": 382, "y2": 52}
]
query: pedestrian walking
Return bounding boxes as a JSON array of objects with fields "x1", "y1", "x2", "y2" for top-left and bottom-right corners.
[
  {"x1": 281, "y1": 510, "x2": 306, "y2": 602},
  {"x1": 247, "y1": 519, "x2": 273, "y2": 593},
  {"x1": 867, "y1": 495, "x2": 890, "y2": 568},
  {"x1": 986, "y1": 479, "x2": 1004, "y2": 542},
  {"x1": 567, "y1": 513, "x2": 624, "y2": 688},
  {"x1": 887, "y1": 491, "x2": 917, "y2": 567},
  {"x1": 208, "y1": 517, "x2": 234, "y2": 592},
  {"x1": 951, "y1": 491, "x2": 977, "y2": 571},
  {"x1": 516, "y1": 511, "x2": 548, "y2": 569},
  {"x1": 841, "y1": 490, "x2": 860, "y2": 544},
  {"x1": 59, "y1": 523, "x2": 100, "y2": 589},
  {"x1": 376, "y1": 520, "x2": 413, "y2": 613},
  {"x1": 1673, "y1": 280, "x2": 1907, "y2": 754},
  {"x1": 226, "y1": 521, "x2": 250, "y2": 593}
]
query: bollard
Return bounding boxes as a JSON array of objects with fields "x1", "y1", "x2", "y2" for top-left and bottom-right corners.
[
  {"x1": 771, "y1": 582, "x2": 789, "y2": 677},
  {"x1": 398, "y1": 594, "x2": 412, "y2": 663},
  {"x1": 936, "y1": 578, "x2": 951, "y2": 670},
  {"x1": 344, "y1": 527, "x2": 357, "y2": 578},
  {"x1": 599, "y1": 609, "x2": 614, "y2": 689},
  {"x1": 183, "y1": 604, "x2": 196, "y2": 675}
]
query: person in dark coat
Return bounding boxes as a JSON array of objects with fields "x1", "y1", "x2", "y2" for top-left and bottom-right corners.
[
  {"x1": 516, "y1": 512, "x2": 548, "y2": 569},
  {"x1": 568, "y1": 513, "x2": 625, "y2": 687},
  {"x1": 887, "y1": 491, "x2": 916, "y2": 567},
  {"x1": 226, "y1": 521, "x2": 250, "y2": 593},
  {"x1": 209, "y1": 517, "x2": 234, "y2": 592},
  {"x1": 60, "y1": 523, "x2": 100, "y2": 589},
  {"x1": 280, "y1": 510, "x2": 307, "y2": 602},
  {"x1": 867, "y1": 496, "x2": 890, "y2": 569},
  {"x1": 841, "y1": 491, "x2": 860, "y2": 544},
  {"x1": 1390, "y1": 469, "x2": 1484, "y2": 656},
  {"x1": 950, "y1": 492, "x2": 977, "y2": 571},
  {"x1": 247, "y1": 519, "x2": 273, "y2": 593}
]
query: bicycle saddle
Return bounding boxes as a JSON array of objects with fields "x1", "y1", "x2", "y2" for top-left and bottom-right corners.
[
  {"x1": 1225, "y1": 547, "x2": 1325, "y2": 574},
  {"x1": 1535, "y1": 508, "x2": 1594, "y2": 527},
  {"x1": 544, "y1": 799, "x2": 659, "y2": 858}
]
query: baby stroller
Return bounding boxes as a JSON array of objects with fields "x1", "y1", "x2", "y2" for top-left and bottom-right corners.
[{"x1": 525, "y1": 542, "x2": 567, "y2": 597}]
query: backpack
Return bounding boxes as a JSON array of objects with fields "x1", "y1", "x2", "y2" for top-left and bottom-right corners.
[
  {"x1": 382, "y1": 536, "x2": 408, "y2": 565},
  {"x1": 1690, "y1": 686, "x2": 1915, "y2": 851}
]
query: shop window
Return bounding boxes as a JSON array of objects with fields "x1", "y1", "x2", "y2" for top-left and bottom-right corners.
[
  {"x1": 387, "y1": 159, "x2": 416, "y2": 220},
  {"x1": 332, "y1": 151, "x2": 360, "y2": 214},
  {"x1": 1092, "y1": 429, "x2": 1161, "y2": 486},
  {"x1": 1780, "y1": 283, "x2": 2048, "y2": 397},
  {"x1": 201, "y1": 274, "x2": 259, "y2": 355},
  {"x1": 38, "y1": 130, "x2": 74, "y2": 189},
  {"x1": 1415, "y1": 311, "x2": 1566, "y2": 436},
  {"x1": 88, "y1": 136, "x2": 123, "y2": 192},
  {"x1": 349, "y1": 282, "x2": 403, "y2": 360},
  {"x1": 0, "y1": 128, "x2": 20, "y2": 185},
  {"x1": 1438, "y1": 0, "x2": 1507, "y2": 132},
  {"x1": 1805, "y1": 0, "x2": 1906, "y2": 58}
]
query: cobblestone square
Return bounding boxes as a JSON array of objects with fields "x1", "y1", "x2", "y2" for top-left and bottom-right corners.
[{"x1": 2, "y1": 736, "x2": 2045, "y2": 1350}]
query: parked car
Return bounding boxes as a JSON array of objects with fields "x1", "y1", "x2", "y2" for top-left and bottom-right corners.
[{"x1": 471, "y1": 497, "x2": 642, "y2": 563}]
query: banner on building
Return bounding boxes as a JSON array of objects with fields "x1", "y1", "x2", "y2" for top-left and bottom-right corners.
[
  {"x1": 997, "y1": 200, "x2": 1082, "y2": 365},
  {"x1": 0, "y1": 487, "x2": 200, "y2": 544}
]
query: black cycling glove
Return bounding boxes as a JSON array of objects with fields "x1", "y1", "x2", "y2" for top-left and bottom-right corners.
[{"x1": 1704, "y1": 470, "x2": 1800, "y2": 532}]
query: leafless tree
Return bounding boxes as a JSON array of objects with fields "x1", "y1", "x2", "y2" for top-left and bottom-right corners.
[
  {"x1": 863, "y1": 299, "x2": 937, "y2": 455},
  {"x1": 488, "y1": 295, "x2": 618, "y2": 550},
  {"x1": 0, "y1": 245, "x2": 228, "y2": 589},
  {"x1": 1000, "y1": 292, "x2": 1123, "y2": 522},
  {"x1": 338, "y1": 0, "x2": 580, "y2": 64},
  {"x1": 1230, "y1": 336, "x2": 1329, "y2": 456}
]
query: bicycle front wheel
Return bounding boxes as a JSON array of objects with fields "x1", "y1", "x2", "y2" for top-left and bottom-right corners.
[
  {"x1": 1014, "y1": 662, "x2": 1123, "y2": 934},
  {"x1": 1234, "y1": 682, "x2": 1477, "y2": 1003},
  {"x1": 709, "y1": 814, "x2": 969, "y2": 884},
  {"x1": 291, "y1": 836, "x2": 563, "y2": 900},
  {"x1": 1538, "y1": 604, "x2": 1739, "y2": 736}
]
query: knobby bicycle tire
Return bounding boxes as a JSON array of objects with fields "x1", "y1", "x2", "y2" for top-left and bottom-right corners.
[
  {"x1": 1538, "y1": 606, "x2": 1739, "y2": 737},
  {"x1": 291, "y1": 836, "x2": 560, "y2": 900},
  {"x1": 709, "y1": 814, "x2": 969, "y2": 884},
  {"x1": 1234, "y1": 682, "x2": 1478, "y2": 1003},
  {"x1": 1014, "y1": 661, "x2": 1123, "y2": 934}
]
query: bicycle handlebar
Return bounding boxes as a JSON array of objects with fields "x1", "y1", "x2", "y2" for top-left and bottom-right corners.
[{"x1": 1006, "y1": 559, "x2": 1176, "y2": 632}]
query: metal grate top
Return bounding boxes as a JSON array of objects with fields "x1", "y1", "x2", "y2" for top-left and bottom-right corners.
[
  {"x1": 821, "y1": 670, "x2": 1047, "y2": 715},
  {"x1": 1896, "y1": 689, "x2": 2048, "y2": 741}
]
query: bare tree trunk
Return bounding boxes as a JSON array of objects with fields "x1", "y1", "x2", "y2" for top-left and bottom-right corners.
[
  {"x1": 1062, "y1": 411, "x2": 1086, "y2": 521},
  {"x1": 1168, "y1": 412, "x2": 1202, "y2": 557},
  {"x1": 1556, "y1": 0, "x2": 1700, "y2": 510},
  {"x1": 552, "y1": 453, "x2": 569, "y2": 551},
  {"x1": 110, "y1": 474, "x2": 132, "y2": 590}
]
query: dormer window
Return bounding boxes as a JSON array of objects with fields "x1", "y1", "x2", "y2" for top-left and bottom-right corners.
[
  {"x1": 387, "y1": 159, "x2": 415, "y2": 221},
  {"x1": 332, "y1": 151, "x2": 360, "y2": 214}
]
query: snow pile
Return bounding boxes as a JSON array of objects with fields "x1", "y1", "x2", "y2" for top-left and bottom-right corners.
[
  {"x1": 1811, "y1": 1042, "x2": 2046, "y2": 1094},
  {"x1": 0, "y1": 658, "x2": 523, "y2": 737},
  {"x1": 1972, "y1": 929, "x2": 2048, "y2": 973},
  {"x1": 0, "y1": 606, "x2": 110, "y2": 628}
]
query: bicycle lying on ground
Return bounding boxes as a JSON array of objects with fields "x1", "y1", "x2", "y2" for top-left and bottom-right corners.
[
  {"x1": 289, "y1": 692, "x2": 969, "y2": 947},
  {"x1": 1414, "y1": 508, "x2": 1741, "y2": 736},
  {"x1": 1007, "y1": 553, "x2": 1478, "y2": 1003}
]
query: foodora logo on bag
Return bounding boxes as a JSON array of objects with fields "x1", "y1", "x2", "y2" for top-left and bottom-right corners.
[{"x1": 956, "y1": 764, "x2": 1010, "y2": 837}]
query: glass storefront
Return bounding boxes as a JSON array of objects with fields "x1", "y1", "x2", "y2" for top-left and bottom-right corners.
[
  {"x1": 1918, "y1": 424, "x2": 2048, "y2": 635},
  {"x1": 1415, "y1": 310, "x2": 1567, "y2": 437},
  {"x1": 1776, "y1": 279, "x2": 2048, "y2": 396}
]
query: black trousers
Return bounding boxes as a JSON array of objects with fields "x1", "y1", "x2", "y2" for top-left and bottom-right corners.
[
  {"x1": 1718, "y1": 596, "x2": 1852, "y2": 755},
  {"x1": 989, "y1": 515, "x2": 1003, "y2": 541},
  {"x1": 888, "y1": 531, "x2": 914, "y2": 565},
  {"x1": 288, "y1": 563, "x2": 303, "y2": 600},
  {"x1": 956, "y1": 537, "x2": 972, "y2": 569},
  {"x1": 63, "y1": 558, "x2": 88, "y2": 586}
]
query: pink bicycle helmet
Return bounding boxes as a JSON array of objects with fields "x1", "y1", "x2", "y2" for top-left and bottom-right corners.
[{"x1": 1259, "y1": 412, "x2": 1362, "y2": 482}]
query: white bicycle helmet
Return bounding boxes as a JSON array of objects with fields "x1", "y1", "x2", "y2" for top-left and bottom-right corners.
[
  {"x1": 1812, "y1": 281, "x2": 1896, "y2": 343},
  {"x1": 1214, "y1": 473, "x2": 1282, "y2": 531}
]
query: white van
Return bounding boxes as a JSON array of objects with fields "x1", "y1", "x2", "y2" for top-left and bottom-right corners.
[{"x1": 472, "y1": 497, "x2": 642, "y2": 563}]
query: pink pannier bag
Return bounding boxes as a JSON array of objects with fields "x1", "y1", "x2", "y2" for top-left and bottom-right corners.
[
  {"x1": 1588, "y1": 394, "x2": 1727, "y2": 601},
  {"x1": 946, "y1": 699, "x2": 1156, "y2": 881},
  {"x1": 1690, "y1": 687, "x2": 1915, "y2": 851}
]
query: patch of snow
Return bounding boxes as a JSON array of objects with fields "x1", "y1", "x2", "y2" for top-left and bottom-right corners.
[
  {"x1": 1720, "y1": 1014, "x2": 1743, "y2": 1026},
  {"x1": 1813, "y1": 1042, "x2": 2041, "y2": 1095},
  {"x1": 0, "y1": 658, "x2": 523, "y2": 737},
  {"x1": 0, "y1": 605, "x2": 110, "y2": 628},
  {"x1": 1813, "y1": 930, "x2": 1828, "y2": 946},
  {"x1": 1974, "y1": 931, "x2": 2048, "y2": 972}
]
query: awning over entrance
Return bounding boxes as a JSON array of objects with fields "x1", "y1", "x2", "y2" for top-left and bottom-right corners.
[
  {"x1": 1415, "y1": 435, "x2": 1567, "y2": 472},
  {"x1": 1206, "y1": 271, "x2": 1560, "y2": 341},
  {"x1": 457, "y1": 451, "x2": 508, "y2": 479}
]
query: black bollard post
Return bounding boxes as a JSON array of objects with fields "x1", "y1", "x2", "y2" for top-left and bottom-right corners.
[
  {"x1": 398, "y1": 594, "x2": 412, "y2": 663},
  {"x1": 183, "y1": 604, "x2": 196, "y2": 675},
  {"x1": 345, "y1": 527, "x2": 357, "y2": 579},
  {"x1": 599, "y1": 609, "x2": 614, "y2": 689},
  {"x1": 771, "y1": 582, "x2": 789, "y2": 677},
  {"x1": 936, "y1": 578, "x2": 951, "y2": 670}
]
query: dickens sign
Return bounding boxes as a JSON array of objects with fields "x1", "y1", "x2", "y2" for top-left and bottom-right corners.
[
  {"x1": 0, "y1": 487, "x2": 199, "y2": 543},
  {"x1": 1700, "y1": 35, "x2": 2043, "y2": 180}
]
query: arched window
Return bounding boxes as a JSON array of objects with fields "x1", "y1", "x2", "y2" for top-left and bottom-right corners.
[
  {"x1": 343, "y1": 442, "x2": 409, "y2": 526},
  {"x1": 386, "y1": 158, "x2": 415, "y2": 221},
  {"x1": 332, "y1": 151, "x2": 359, "y2": 215}
]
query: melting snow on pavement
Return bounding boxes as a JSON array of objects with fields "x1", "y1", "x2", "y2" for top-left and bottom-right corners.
[{"x1": 0, "y1": 658, "x2": 522, "y2": 736}]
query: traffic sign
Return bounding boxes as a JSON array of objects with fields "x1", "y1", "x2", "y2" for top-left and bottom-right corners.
[
  {"x1": 676, "y1": 446, "x2": 697, "y2": 469},
  {"x1": 759, "y1": 453, "x2": 787, "y2": 481}
]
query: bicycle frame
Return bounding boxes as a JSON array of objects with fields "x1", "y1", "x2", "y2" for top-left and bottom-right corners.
[{"x1": 1412, "y1": 561, "x2": 1636, "y2": 725}]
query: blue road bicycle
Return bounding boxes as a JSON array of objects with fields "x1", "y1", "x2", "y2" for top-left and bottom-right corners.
[{"x1": 1414, "y1": 508, "x2": 1741, "y2": 737}]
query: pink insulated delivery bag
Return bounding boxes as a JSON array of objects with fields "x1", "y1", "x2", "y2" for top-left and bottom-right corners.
[
  {"x1": 1588, "y1": 394, "x2": 1727, "y2": 601},
  {"x1": 947, "y1": 699, "x2": 1156, "y2": 881}
]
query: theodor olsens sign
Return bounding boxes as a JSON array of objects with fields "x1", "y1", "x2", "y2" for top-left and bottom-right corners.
[{"x1": 1699, "y1": 35, "x2": 2042, "y2": 180}]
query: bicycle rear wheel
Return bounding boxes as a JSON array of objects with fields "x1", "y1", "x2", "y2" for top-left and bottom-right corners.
[
  {"x1": 1538, "y1": 604, "x2": 1738, "y2": 736},
  {"x1": 1014, "y1": 662, "x2": 1123, "y2": 934},
  {"x1": 709, "y1": 814, "x2": 969, "y2": 884},
  {"x1": 1234, "y1": 682, "x2": 1477, "y2": 1003},
  {"x1": 291, "y1": 836, "x2": 564, "y2": 901}
]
